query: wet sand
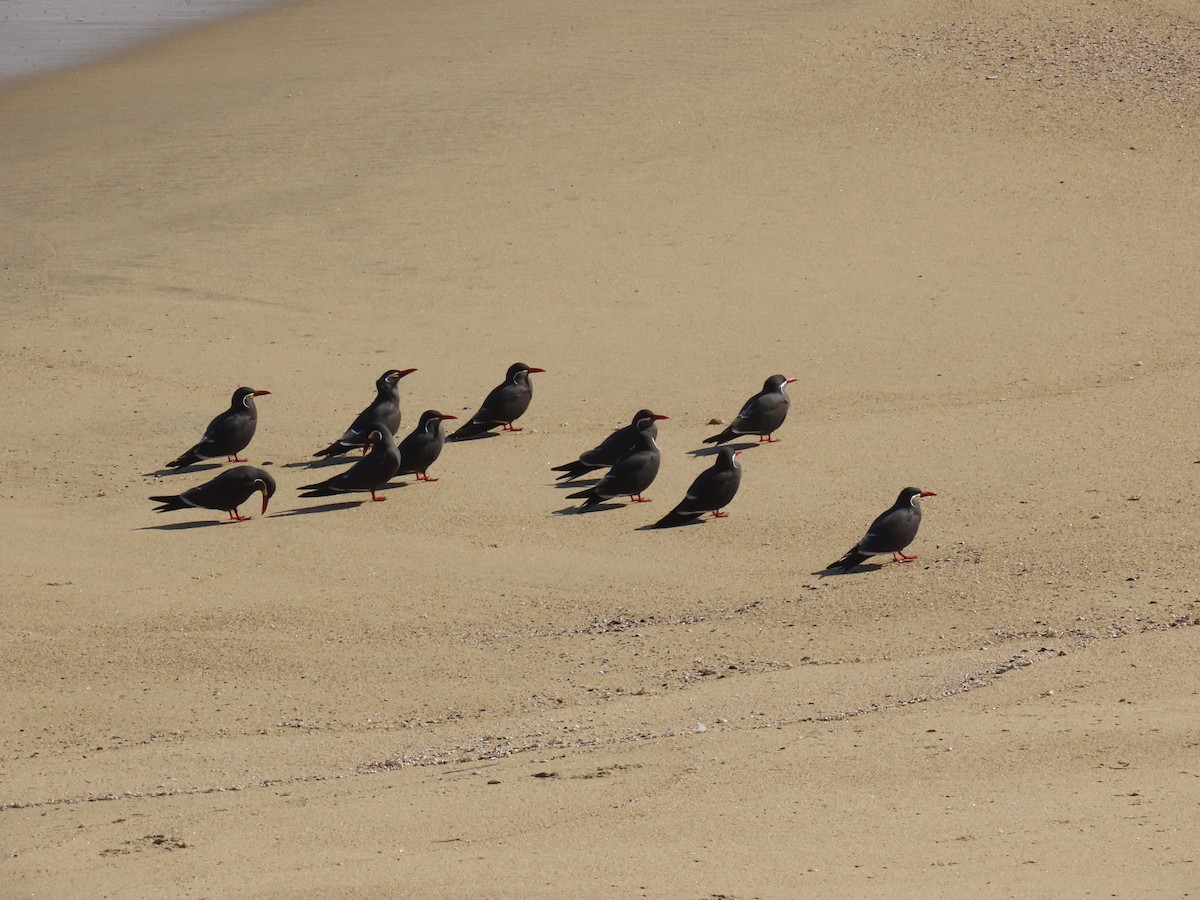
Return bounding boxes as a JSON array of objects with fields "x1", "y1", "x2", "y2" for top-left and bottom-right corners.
[{"x1": 2, "y1": 0, "x2": 1199, "y2": 895}]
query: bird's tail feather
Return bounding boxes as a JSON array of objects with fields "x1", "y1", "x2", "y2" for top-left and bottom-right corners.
[
  {"x1": 702, "y1": 428, "x2": 734, "y2": 445},
  {"x1": 651, "y1": 509, "x2": 699, "y2": 528},
  {"x1": 828, "y1": 547, "x2": 869, "y2": 571},
  {"x1": 165, "y1": 449, "x2": 201, "y2": 468},
  {"x1": 446, "y1": 420, "x2": 494, "y2": 442},
  {"x1": 313, "y1": 442, "x2": 350, "y2": 458},
  {"x1": 551, "y1": 460, "x2": 595, "y2": 481}
]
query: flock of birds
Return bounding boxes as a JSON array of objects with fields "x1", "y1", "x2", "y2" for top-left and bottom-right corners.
[{"x1": 149, "y1": 363, "x2": 934, "y2": 571}]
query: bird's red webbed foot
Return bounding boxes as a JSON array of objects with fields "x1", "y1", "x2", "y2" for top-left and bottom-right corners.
[
  {"x1": 711, "y1": 510, "x2": 729, "y2": 518},
  {"x1": 502, "y1": 423, "x2": 523, "y2": 432},
  {"x1": 228, "y1": 455, "x2": 249, "y2": 462},
  {"x1": 370, "y1": 491, "x2": 387, "y2": 502},
  {"x1": 630, "y1": 494, "x2": 652, "y2": 503},
  {"x1": 416, "y1": 473, "x2": 439, "y2": 482},
  {"x1": 893, "y1": 551, "x2": 918, "y2": 563},
  {"x1": 228, "y1": 509, "x2": 251, "y2": 522},
  {"x1": 759, "y1": 434, "x2": 780, "y2": 443}
]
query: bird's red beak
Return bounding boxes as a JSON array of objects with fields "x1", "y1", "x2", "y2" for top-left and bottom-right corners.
[
  {"x1": 440, "y1": 414, "x2": 459, "y2": 420},
  {"x1": 919, "y1": 490, "x2": 937, "y2": 498},
  {"x1": 252, "y1": 390, "x2": 271, "y2": 397},
  {"x1": 398, "y1": 368, "x2": 418, "y2": 377},
  {"x1": 651, "y1": 414, "x2": 670, "y2": 421},
  {"x1": 785, "y1": 377, "x2": 797, "y2": 384},
  {"x1": 260, "y1": 487, "x2": 271, "y2": 515},
  {"x1": 527, "y1": 367, "x2": 546, "y2": 374},
  {"x1": 733, "y1": 449, "x2": 743, "y2": 456}
]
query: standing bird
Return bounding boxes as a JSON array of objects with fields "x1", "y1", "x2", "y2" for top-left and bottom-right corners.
[
  {"x1": 551, "y1": 409, "x2": 658, "y2": 482},
  {"x1": 703, "y1": 374, "x2": 797, "y2": 445},
  {"x1": 166, "y1": 386, "x2": 270, "y2": 468},
  {"x1": 447, "y1": 362, "x2": 545, "y2": 441},
  {"x1": 827, "y1": 487, "x2": 937, "y2": 571},
  {"x1": 652, "y1": 448, "x2": 743, "y2": 528},
  {"x1": 151, "y1": 465, "x2": 276, "y2": 522},
  {"x1": 397, "y1": 410, "x2": 458, "y2": 482},
  {"x1": 313, "y1": 368, "x2": 417, "y2": 458},
  {"x1": 567, "y1": 413, "x2": 668, "y2": 508},
  {"x1": 299, "y1": 424, "x2": 400, "y2": 502}
]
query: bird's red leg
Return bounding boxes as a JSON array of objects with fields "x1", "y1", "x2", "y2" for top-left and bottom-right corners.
[
  {"x1": 228, "y1": 455, "x2": 249, "y2": 462},
  {"x1": 630, "y1": 494, "x2": 652, "y2": 503},
  {"x1": 759, "y1": 434, "x2": 780, "y2": 443},
  {"x1": 370, "y1": 490, "x2": 387, "y2": 501},
  {"x1": 229, "y1": 507, "x2": 250, "y2": 522},
  {"x1": 503, "y1": 423, "x2": 523, "y2": 432},
  {"x1": 893, "y1": 552, "x2": 918, "y2": 563},
  {"x1": 416, "y1": 473, "x2": 439, "y2": 482},
  {"x1": 711, "y1": 510, "x2": 728, "y2": 518}
]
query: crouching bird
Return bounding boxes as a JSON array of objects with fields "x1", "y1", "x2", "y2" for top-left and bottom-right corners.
[
  {"x1": 151, "y1": 465, "x2": 276, "y2": 522},
  {"x1": 703, "y1": 374, "x2": 796, "y2": 445},
  {"x1": 397, "y1": 410, "x2": 457, "y2": 482},
  {"x1": 827, "y1": 487, "x2": 936, "y2": 571},
  {"x1": 652, "y1": 448, "x2": 743, "y2": 528},
  {"x1": 299, "y1": 424, "x2": 400, "y2": 502},
  {"x1": 313, "y1": 368, "x2": 417, "y2": 458},
  {"x1": 166, "y1": 386, "x2": 270, "y2": 468},
  {"x1": 551, "y1": 408, "x2": 659, "y2": 482},
  {"x1": 566, "y1": 413, "x2": 668, "y2": 508},
  {"x1": 447, "y1": 362, "x2": 544, "y2": 440}
]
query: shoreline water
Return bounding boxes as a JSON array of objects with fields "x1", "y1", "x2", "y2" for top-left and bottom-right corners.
[{"x1": 0, "y1": 0, "x2": 284, "y2": 87}]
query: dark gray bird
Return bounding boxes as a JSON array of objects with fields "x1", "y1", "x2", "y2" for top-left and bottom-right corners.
[
  {"x1": 299, "y1": 424, "x2": 400, "y2": 502},
  {"x1": 447, "y1": 363, "x2": 545, "y2": 441},
  {"x1": 151, "y1": 465, "x2": 276, "y2": 522},
  {"x1": 652, "y1": 448, "x2": 743, "y2": 528},
  {"x1": 397, "y1": 410, "x2": 458, "y2": 482},
  {"x1": 551, "y1": 409, "x2": 658, "y2": 482},
  {"x1": 567, "y1": 413, "x2": 668, "y2": 508},
  {"x1": 703, "y1": 374, "x2": 797, "y2": 445},
  {"x1": 827, "y1": 487, "x2": 937, "y2": 571},
  {"x1": 314, "y1": 368, "x2": 417, "y2": 458},
  {"x1": 166, "y1": 386, "x2": 270, "y2": 468}
]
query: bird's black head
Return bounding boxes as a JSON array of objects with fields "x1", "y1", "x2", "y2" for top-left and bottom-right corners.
[
  {"x1": 419, "y1": 409, "x2": 458, "y2": 426},
  {"x1": 233, "y1": 386, "x2": 271, "y2": 406},
  {"x1": 636, "y1": 413, "x2": 670, "y2": 430},
  {"x1": 507, "y1": 363, "x2": 546, "y2": 381},
  {"x1": 717, "y1": 447, "x2": 742, "y2": 467},
  {"x1": 765, "y1": 374, "x2": 797, "y2": 392},
  {"x1": 897, "y1": 486, "x2": 937, "y2": 508},
  {"x1": 363, "y1": 423, "x2": 393, "y2": 450},
  {"x1": 630, "y1": 408, "x2": 656, "y2": 425},
  {"x1": 255, "y1": 469, "x2": 278, "y2": 499},
  {"x1": 381, "y1": 368, "x2": 418, "y2": 387}
]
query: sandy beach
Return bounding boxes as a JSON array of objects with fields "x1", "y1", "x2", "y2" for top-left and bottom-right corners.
[{"x1": 3, "y1": 0, "x2": 1199, "y2": 895}]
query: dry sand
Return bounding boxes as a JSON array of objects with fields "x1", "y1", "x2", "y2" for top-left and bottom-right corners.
[{"x1": 3, "y1": 0, "x2": 1199, "y2": 895}]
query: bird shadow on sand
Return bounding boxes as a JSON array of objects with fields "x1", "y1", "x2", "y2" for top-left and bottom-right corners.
[
  {"x1": 270, "y1": 501, "x2": 368, "y2": 516},
  {"x1": 446, "y1": 431, "x2": 502, "y2": 444},
  {"x1": 143, "y1": 463, "x2": 223, "y2": 478},
  {"x1": 688, "y1": 441, "x2": 758, "y2": 458},
  {"x1": 813, "y1": 563, "x2": 885, "y2": 578},
  {"x1": 138, "y1": 519, "x2": 230, "y2": 531},
  {"x1": 282, "y1": 456, "x2": 363, "y2": 470},
  {"x1": 552, "y1": 501, "x2": 628, "y2": 515}
]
